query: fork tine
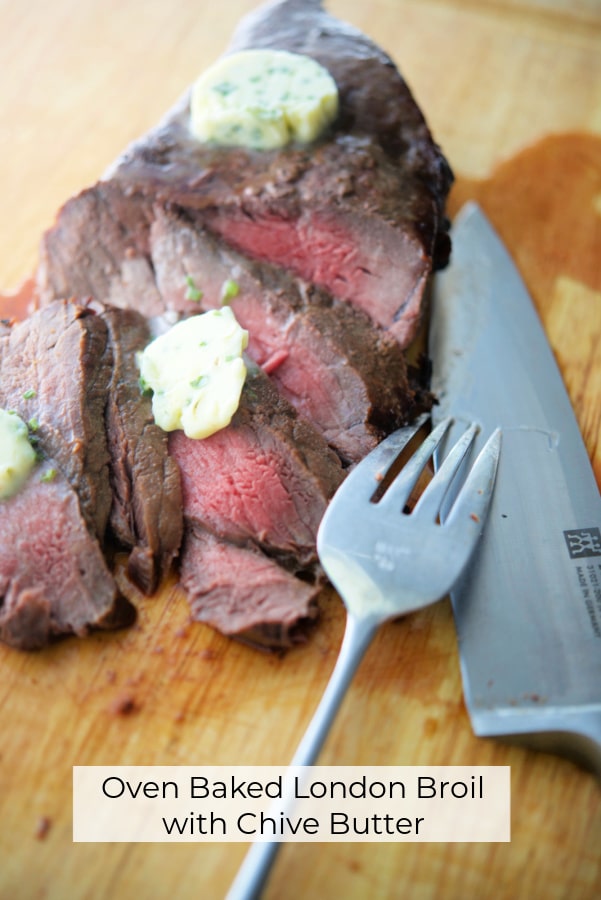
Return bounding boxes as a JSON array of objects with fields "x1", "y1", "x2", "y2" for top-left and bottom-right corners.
[
  {"x1": 444, "y1": 428, "x2": 502, "y2": 534},
  {"x1": 412, "y1": 422, "x2": 479, "y2": 521},
  {"x1": 339, "y1": 412, "x2": 431, "y2": 504},
  {"x1": 377, "y1": 417, "x2": 453, "y2": 511}
]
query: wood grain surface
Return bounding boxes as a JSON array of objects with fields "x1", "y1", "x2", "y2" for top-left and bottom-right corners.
[{"x1": 0, "y1": 1, "x2": 599, "y2": 898}]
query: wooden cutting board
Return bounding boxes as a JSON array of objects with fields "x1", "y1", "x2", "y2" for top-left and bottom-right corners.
[{"x1": 0, "y1": 1, "x2": 599, "y2": 897}]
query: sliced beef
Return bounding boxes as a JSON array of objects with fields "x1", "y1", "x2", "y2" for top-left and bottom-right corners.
[
  {"x1": 180, "y1": 525, "x2": 319, "y2": 650},
  {"x1": 195, "y1": 141, "x2": 441, "y2": 348},
  {"x1": 37, "y1": 185, "x2": 160, "y2": 316},
  {"x1": 0, "y1": 300, "x2": 113, "y2": 541},
  {"x1": 0, "y1": 465, "x2": 131, "y2": 651},
  {"x1": 37, "y1": 183, "x2": 432, "y2": 463},
  {"x1": 170, "y1": 362, "x2": 343, "y2": 567},
  {"x1": 97, "y1": 0, "x2": 452, "y2": 347},
  {"x1": 0, "y1": 298, "x2": 183, "y2": 599},
  {"x1": 24, "y1": 0, "x2": 452, "y2": 649},
  {"x1": 150, "y1": 205, "x2": 432, "y2": 463},
  {"x1": 172, "y1": 362, "x2": 343, "y2": 648},
  {"x1": 95, "y1": 303, "x2": 183, "y2": 594}
]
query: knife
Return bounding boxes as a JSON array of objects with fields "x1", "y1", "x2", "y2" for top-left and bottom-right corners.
[{"x1": 429, "y1": 202, "x2": 601, "y2": 776}]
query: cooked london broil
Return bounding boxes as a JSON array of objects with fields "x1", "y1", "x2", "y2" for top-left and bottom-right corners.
[{"x1": 1, "y1": 0, "x2": 452, "y2": 650}]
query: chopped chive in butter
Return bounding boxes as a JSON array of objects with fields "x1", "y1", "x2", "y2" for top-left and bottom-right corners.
[
  {"x1": 190, "y1": 49, "x2": 339, "y2": 150},
  {"x1": 138, "y1": 375, "x2": 153, "y2": 397},
  {"x1": 137, "y1": 307, "x2": 249, "y2": 440}
]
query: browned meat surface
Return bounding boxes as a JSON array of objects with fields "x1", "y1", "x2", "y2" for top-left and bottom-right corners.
[
  {"x1": 0, "y1": 300, "x2": 113, "y2": 542},
  {"x1": 0, "y1": 299, "x2": 183, "y2": 596},
  {"x1": 37, "y1": 185, "x2": 159, "y2": 316},
  {"x1": 180, "y1": 525, "x2": 320, "y2": 650},
  {"x1": 97, "y1": 303, "x2": 183, "y2": 594},
  {"x1": 0, "y1": 466, "x2": 131, "y2": 650}
]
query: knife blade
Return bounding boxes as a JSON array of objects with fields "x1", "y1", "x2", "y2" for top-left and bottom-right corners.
[{"x1": 429, "y1": 201, "x2": 601, "y2": 776}]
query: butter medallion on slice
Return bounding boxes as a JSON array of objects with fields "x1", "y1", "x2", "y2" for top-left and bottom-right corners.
[
  {"x1": 0, "y1": 408, "x2": 36, "y2": 500},
  {"x1": 190, "y1": 49, "x2": 339, "y2": 150},
  {"x1": 137, "y1": 307, "x2": 249, "y2": 440}
]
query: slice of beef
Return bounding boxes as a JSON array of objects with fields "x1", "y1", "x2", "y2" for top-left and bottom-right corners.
[
  {"x1": 0, "y1": 465, "x2": 132, "y2": 651},
  {"x1": 99, "y1": 0, "x2": 452, "y2": 347},
  {"x1": 36, "y1": 184, "x2": 160, "y2": 317},
  {"x1": 150, "y1": 205, "x2": 432, "y2": 463},
  {"x1": 195, "y1": 140, "x2": 441, "y2": 348},
  {"x1": 0, "y1": 300, "x2": 113, "y2": 541},
  {"x1": 180, "y1": 525, "x2": 319, "y2": 650},
  {"x1": 169, "y1": 361, "x2": 344, "y2": 568},
  {"x1": 95, "y1": 302, "x2": 183, "y2": 594}
]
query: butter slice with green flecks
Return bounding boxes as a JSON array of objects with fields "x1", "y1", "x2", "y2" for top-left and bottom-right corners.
[
  {"x1": 0, "y1": 408, "x2": 37, "y2": 500},
  {"x1": 190, "y1": 49, "x2": 339, "y2": 150},
  {"x1": 137, "y1": 308, "x2": 249, "y2": 440}
]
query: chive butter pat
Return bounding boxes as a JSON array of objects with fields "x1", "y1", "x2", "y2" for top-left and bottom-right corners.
[
  {"x1": 0, "y1": 408, "x2": 37, "y2": 500},
  {"x1": 190, "y1": 49, "x2": 339, "y2": 150},
  {"x1": 138, "y1": 308, "x2": 249, "y2": 440}
]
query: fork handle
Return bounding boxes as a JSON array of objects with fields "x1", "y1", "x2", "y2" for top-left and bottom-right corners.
[
  {"x1": 290, "y1": 613, "x2": 380, "y2": 767},
  {"x1": 226, "y1": 613, "x2": 380, "y2": 900}
]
